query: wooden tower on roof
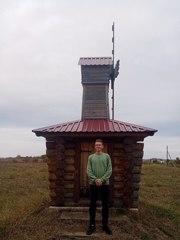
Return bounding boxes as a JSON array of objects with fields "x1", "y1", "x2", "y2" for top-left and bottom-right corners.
[{"x1": 79, "y1": 57, "x2": 112, "y2": 119}]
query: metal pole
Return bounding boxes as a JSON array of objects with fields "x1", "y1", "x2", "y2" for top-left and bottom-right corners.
[
  {"x1": 112, "y1": 22, "x2": 115, "y2": 120},
  {"x1": 166, "y1": 145, "x2": 168, "y2": 165}
]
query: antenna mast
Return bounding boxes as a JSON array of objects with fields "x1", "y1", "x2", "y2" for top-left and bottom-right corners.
[{"x1": 111, "y1": 22, "x2": 120, "y2": 120}]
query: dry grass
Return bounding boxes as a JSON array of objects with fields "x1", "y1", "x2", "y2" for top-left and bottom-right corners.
[{"x1": 0, "y1": 161, "x2": 179, "y2": 240}]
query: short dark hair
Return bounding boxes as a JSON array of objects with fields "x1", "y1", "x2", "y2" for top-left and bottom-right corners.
[{"x1": 95, "y1": 139, "x2": 103, "y2": 144}]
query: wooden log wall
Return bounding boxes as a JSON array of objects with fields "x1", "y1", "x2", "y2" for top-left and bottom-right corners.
[
  {"x1": 112, "y1": 143, "x2": 124, "y2": 207},
  {"x1": 64, "y1": 144, "x2": 76, "y2": 205},
  {"x1": 112, "y1": 139, "x2": 144, "y2": 209},
  {"x1": 46, "y1": 141, "x2": 77, "y2": 206},
  {"x1": 46, "y1": 138, "x2": 144, "y2": 208},
  {"x1": 46, "y1": 141, "x2": 65, "y2": 206},
  {"x1": 131, "y1": 142, "x2": 144, "y2": 208}
]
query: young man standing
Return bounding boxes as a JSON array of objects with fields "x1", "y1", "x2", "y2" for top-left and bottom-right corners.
[{"x1": 86, "y1": 139, "x2": 112, "y2": 235}]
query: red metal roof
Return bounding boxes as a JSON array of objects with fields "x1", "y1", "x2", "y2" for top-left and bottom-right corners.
[
  {"x1": 33, "y1": 119, "x2": 157, "y2": 135},
  {"x1": 78, "y1": 57, "x2": 112, "y2": 66}
]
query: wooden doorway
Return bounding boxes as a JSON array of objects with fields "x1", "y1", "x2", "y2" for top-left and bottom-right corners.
[
  {"x1": 80, "y1": 142, "x2": 94, "y2": 198},
  {"x1": 79, "y1": 142, "x2": 108, "y2": 199}
]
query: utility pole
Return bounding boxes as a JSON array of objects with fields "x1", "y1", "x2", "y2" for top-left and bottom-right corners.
[{"x1": 166, "y1": 145, "x2": 172, "y2": 165}]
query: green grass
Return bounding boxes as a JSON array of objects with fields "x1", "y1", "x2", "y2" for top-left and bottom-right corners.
[
  {"x1": 0, "y1": 161, "x2": 180, "y2": 240},
  {"x1": 0, "y1": 162, "x2": 49, "y2": 238},
  {"x1": 139, "y1": 164, "x2": 180, "y2": 240},
  {"x1": 140, "y1": 164, "x2": 180, "y2": 215}
]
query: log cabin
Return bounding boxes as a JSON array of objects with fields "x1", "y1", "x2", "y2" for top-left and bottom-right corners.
[{"x1": 33, "y1": 57, "x2": 157, "y2": 209}]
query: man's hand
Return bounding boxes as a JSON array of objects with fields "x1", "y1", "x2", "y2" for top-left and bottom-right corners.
[{"x1": 95, "y1": 178, "x2": 102, "y2": 186}]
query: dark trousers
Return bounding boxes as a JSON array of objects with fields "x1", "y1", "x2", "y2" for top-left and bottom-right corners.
[{"x1": 89, "y1": 184, "x2": 109, "y2": 227}]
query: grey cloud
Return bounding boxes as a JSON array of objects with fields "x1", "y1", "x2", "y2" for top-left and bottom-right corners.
[{"x1": 0, "y1": 0, "x2": 180, "y2": 157}]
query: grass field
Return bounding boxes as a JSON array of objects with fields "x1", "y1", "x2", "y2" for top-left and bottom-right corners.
[{"x1": 0, "y1": 161, "x2": 179, "y2": 240}]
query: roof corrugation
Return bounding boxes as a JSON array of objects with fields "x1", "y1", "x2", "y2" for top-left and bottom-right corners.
[
  {"x1": 32, "y1": 119, "x2": 157, "y2": 134},
  {"x1": 78, "y1": 57, "x2": 112, "y2": 66}
]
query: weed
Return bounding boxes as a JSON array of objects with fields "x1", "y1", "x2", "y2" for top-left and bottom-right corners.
[
  {"x1": 141, "y1": 233, "x2": 154, "y2": 240},
  {"x1": 146, "y1": 205, "x2": 177, "y2": 220},
  {"x1": 158, "y1": 225, "x2": 173, "y2": 237},
  {"x1": 0, "y1": 225, "x2": 6, "y2": 238}
]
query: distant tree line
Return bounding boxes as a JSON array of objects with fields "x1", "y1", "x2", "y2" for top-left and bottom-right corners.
[{"x1": 0, "y1": 155, "x2": 47, "y2": 163}]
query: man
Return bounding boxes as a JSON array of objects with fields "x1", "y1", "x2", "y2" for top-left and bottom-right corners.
[{"x1": 86, "y1": 139, "x2": 112, "y2": 235}]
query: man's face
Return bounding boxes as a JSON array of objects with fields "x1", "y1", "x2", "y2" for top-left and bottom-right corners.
[{"x1": 95, "y1": 141, "x2": 104, "y2": 153}]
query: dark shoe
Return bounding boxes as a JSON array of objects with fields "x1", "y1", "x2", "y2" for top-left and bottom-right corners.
[
  {"x1": 86, "y1": 225, "x2": 96, "y2": 235},
  {"x1": 103, "y1": 226, "x2": 112, "y2": 235}
]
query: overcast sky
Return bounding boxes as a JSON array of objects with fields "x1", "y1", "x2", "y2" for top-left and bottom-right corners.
[{"x1": 0, "y1": 0, "x2": 180, "y2": 158}]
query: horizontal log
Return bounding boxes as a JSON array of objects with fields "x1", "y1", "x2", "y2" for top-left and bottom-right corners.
[
  {"x1": 114, "y1": 191, "x2": 123, "y2": 198},
  {"x1": 57, "y1": 153, "x2": 65, "y2": 161},
  {"x1": 134, "y1": 143, "x2": 144, "y2": 151},
  {"x1": 47, "y1": 158, "x2": 56, "y2": 165},
  {"x1": 55, "y1": 179, "x2": 64, "y2": 186},
  {"x1": 133, "y1": 182, "x2": 140, "y2": 190},
  {"x1": 133, "y1": 151, "x2": 144, "y2": 158},
  {"x1": 123, "y1": 181, "x2": 133, "y2": 190},
  {"x1": 64, "y1": 182, "x2": 74, "y2": 189},
  {"x1": 65, "y1": 157, "x2": 75, "y2": 165},
  {"x1": 133, "y1": 174, "x2": 141, "y2": 182},
  {"x1": 81, "y1": 143, "x2": 94, "y2": 151},
  {"x1": 113, "y1": 143, "x2": 124, "y2": 149},
  {"x1": 123, "y1": 198, "x2": 133, "y2": 208},
  {"x1": 48, "y1": 165, "x2": 57, "y2": 173},
  {"x1": 64, "y1": 200, "x2": 75, "y2": 206},
  {"x1": 132, "y1": 200, "x2": 139, "y2": 208},
  {"x1": 56, "y1": 144, "x2": 65, "y2": 152},
  {"x1": 123, "y1": 154, "x2": 133, "y2": 161},
  {"x1": 56, "y1": 161, "x2": 65, "y2": 169},
  {"x1": 124, "y1": 145, "x2": 133, "y2": 153},
  {"x1": 113, "y1": 158, "x2": 124, "y2": 165},
  {"x1": 52, "y1": 195, "x2": 64, "y2": 205},
  {"x1": 113, "y1": 165, "x2": 124, "y2": 173},
  {"x1": 46, "y1": 149, "x2": 57, "y2": 157},
  {"x1": 56, "y1": 170, "x2": 64, "y2": 178},
  {"x1": 49, "y1": 181, "x2": 56, "y2": 189},
  {"x1": 133, "y1": 158, "x2": 143, "y2": 166},
  {"x1": 113, "y1": 152, "x2": 126, "y2": 157},
  {"x1": 124, "y1": 173, "x2": 133, "y2": 181},
  {"x1": 133, "y1": 191, "x2": 139, "y2": 199},
  {"x1": 113, "y1": 198, "x2": 123, "y2": 207},
  {"x1": 64, "y1": 192, "x2": 74, "y2": 198},
  {"x1": 114, "y1": 174, "x2": 124, "y2": 182},
  {"x1": 123, "y1": 138, "x2": 134, "y2": 145},
  {"x1": 66, "y1": 143, "x2": 76, "y2": 148},
  {"x1": 64, "y1": 173, "x2": 75, "y2": 181},
  {"x1": 64, "y1": 165, "x2": 75, "y2": 173},
  {"x1": 55, "y1": 188, "x2": 64, "y2": 196},
  {"x1": 65, "y1": 149, "x2": 76, "y2": 156},
  {"x1": 114, "y1": 182, "x2": 124, "y2": 190},
  {"x1": 64, "y1": 188, "x2": 73, "y2": 194},
  {"x1": 132, "y1": 166, "x2": 141, "y2": 174},
  {"x1": 124, "y1": 161, "x2": 133, "y2": 170},
  {"x1": 49, "y1": 190, "x2": 57, "y2": 198},
  {"x1": 123, "y1": 188, "x2": 133, "y2": 196},
  {"x1": 46, "y1": 141, "x2": 56, "y2": 150},
  {"x1": 48, "y1": 173, "x2": 58, "y2": 181}
]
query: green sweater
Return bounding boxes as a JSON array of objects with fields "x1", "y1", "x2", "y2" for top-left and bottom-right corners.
[{"x1": 87, "y1": 152, "x2": 112, "y2": 185}]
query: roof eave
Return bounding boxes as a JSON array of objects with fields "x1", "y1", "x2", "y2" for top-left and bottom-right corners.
[{"x1": 32, "y1": 130, "x2": 157, "y2": 140}]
